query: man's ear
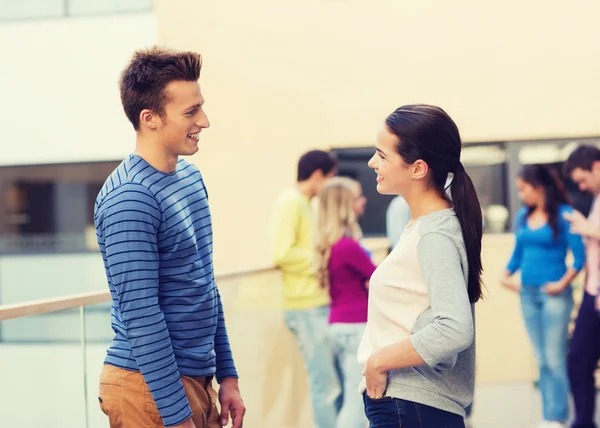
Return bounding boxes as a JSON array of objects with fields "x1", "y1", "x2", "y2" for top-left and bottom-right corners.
[
  {"x1": 310, "y1": 169, "x2": 325, "y2": 181},
  {"x1": 139, "y1": 109, "x2": 157, "y2": 130}
]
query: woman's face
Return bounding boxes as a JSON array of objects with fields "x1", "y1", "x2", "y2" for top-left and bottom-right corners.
[
  {"x1": 352, "y1": 183, "x2": 367, "y2": 218},
  {"x1": 368, "y1": 126, "x2": 413, "y2": 196},
  {"x1": 516, "y1": 177, "x2": 543, "y2": 207}
]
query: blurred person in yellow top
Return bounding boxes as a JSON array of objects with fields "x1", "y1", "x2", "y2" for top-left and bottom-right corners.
[{"x1": 269, "y1": 149, "x2": 340, "y2": 428}]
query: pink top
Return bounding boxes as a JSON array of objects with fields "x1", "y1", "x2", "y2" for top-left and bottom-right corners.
[
  {"x1": 328, "y1": 237, "x2": 377, "y2": 324},
  {"x1": 585, "y1": 195, "x2": 600, "y2": 296}
]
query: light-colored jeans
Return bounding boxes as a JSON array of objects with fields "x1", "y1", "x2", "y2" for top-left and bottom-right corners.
[
  {"x1": 520, "y1": 286, "x2": 573, "y2": 422},
  {"x1": 284, "y1": 306, "x2": 341, "y2": 428},
  {"x1": 329, "y1": 322, "x2": 368, "y2": 428}
]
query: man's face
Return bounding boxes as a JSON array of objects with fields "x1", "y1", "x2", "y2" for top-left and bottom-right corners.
[
  {"x1": 156, "y1": 80, "x2": 210, "y2": 156},
  {"x1": 315, "y1": 169, "x2": 337, "y2": 194},
  {"x1": 571, "y1": 164, "x2": 600, "y2": 195}
]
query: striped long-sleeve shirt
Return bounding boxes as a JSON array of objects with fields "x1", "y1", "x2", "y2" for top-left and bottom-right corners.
[{"x1": 94, "y1": 154, "x2": 238, "y2": 427}]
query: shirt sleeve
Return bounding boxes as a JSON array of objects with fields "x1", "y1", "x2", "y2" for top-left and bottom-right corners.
[
  {"x1": 410, "y1": 233, "x2": 474, "y2": 367},
  {"x1": 269, "y1": 196, "x2": 313, "y2": 274},
  {"x1": 560, "y1": 205, "x2": 586, "y2": 272},
  {"x1": 506, "y1": 208, "x2": 527, "y2": 274},
  {"x1": 98, "y1": 183, "x2": 191, "y2": 427},
  {"x1": 213, "y1": 288, "x2": 239, "y2": 382},
  {"x1": 339, "y1": 238, "x2": 377, "y2": 280}
]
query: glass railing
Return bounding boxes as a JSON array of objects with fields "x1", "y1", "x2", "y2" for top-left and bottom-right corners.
[
  {"x1": 0, "y1": 238, "x2": 557, "y2": 427},
  {"x1": 0, "y1": 261, "x2": 332, "y2": 428},
  {"x1": 0, "y1": 291, "x2": 110, "y2": 427}
]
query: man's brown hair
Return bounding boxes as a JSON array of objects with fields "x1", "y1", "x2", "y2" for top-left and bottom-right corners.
[{"x1": 119, "y1": 46, "x2": 202, "y2": 130}]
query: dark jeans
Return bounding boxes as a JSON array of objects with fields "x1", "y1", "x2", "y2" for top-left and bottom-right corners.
[
  {"x1": 568, "y1": 291, "x2": 600, "y2": 428},
  {"x1": 363, "y1": 393, "x2": 466, "y2": 428}
]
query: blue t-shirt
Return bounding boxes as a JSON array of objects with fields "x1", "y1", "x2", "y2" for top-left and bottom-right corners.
[{"x1": 507, "y1": 204, "x2": 586, "y2": 286}]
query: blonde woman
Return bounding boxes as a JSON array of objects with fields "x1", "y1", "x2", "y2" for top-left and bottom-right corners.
[{"x1": 316, "y1": 177, "x2": 377, "y2": 428}]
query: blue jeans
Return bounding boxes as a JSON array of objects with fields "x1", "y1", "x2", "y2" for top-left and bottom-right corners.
[
  {"x1": 284, "y1": 306, "x2": 341, "y2": 428},
  {"x1": 520, "y1": 286, "x2": 573, "y2": 422},
  {"x1": 363, "y1": 394, "x2": 465, "y2": 428},
  {"x1": 329, "y1": 322, "x2": 368, "y2": 428}
]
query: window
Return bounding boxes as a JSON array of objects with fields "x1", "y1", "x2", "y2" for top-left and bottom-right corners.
[
  {"x1": 332, "y1": 145, "x2": 511, "y2": 236},
  {"x1": 332, "y1": 147, "x2": 395, "y2": 237},
  {"x1": 462, "y1": 143, "x2": 510, "y2": 233},
  {"x1": 0, "y1": 0, "x2": 64, "y2": 21},
  {"x1": 0, "y1": 161, "x2": 120, "y2": 254},
  {"x1": 0, "y1": 0, "x2": 152, "y2": 21},
  {"x1": 66, "y1": 0, "x2": 154, "y2": 16},
  {"x1": 332, "y1": 137, "x2": 600, "y2": 237}
]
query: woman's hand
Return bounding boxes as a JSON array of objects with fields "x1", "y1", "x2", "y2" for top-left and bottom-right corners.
[
  {"x1": 363, "y1": 354, "x2": 388, "y2": 399},
  {"x1": 544, "y1": 281, "x2": 567, "y2": 295},
  {"x1": 501, "y1": 277, "x2": 521, "y2": 293}
]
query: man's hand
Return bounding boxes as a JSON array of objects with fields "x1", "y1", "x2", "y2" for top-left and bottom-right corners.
[
  {"x1": 564, "y1": 210, "x2": 598, "y2": 238},
  {"x1": 219, "y1": 378, "x2": 245, "y2": 428},
  {"x1": 172, "y1": 417, "x2": 197, "y2": 428}
]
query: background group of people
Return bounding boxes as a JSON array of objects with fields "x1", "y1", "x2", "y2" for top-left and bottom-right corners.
[
  {"x1": 270, "y1": 143, "x2": 600, "y2": 428},
  {"x1": 501, "y1": 146, "x2": 600, "y2": 428}
]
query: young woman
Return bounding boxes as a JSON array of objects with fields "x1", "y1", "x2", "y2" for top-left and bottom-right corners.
[
  {"x1": 315, "y1": 176, "x2": 377, "y2": 428},
  {"x1": 358, "y1": 104, "x2": 482, "y2": 428},
  {"x1": 503, "y1": 164, "x2": 585, "y2": 428}
]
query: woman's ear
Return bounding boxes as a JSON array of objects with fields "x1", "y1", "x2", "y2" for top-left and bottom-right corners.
[{"x1": 412, "y1": 159, "x2": 429, "y2": 181}]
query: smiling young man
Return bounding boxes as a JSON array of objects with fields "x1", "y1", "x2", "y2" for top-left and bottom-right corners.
[{"x1": 94, "y1": 47, "x2": 245, "y2": 428}]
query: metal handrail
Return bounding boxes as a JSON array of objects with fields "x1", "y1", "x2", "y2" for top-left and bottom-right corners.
[
  {"x1": 0, "y1": 237, "x2": 391, "y2": 322},
  {"x1": 0, "y1": 265, "x2": 275, "y2": 321}
]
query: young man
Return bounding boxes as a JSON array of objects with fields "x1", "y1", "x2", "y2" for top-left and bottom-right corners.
[
  {"x1": 563, "y1": 145, "x2": 600, "y2": 428},
  {"x1": 94, "y1": 47, "x2": 245, "y2": 428},
  {"x1": 269, "y1": 150, "x2": 340, "y2": 428}
]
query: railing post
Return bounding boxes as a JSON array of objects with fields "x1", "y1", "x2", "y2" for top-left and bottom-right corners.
[{"x1": 80, "y1": 305, "x2": 89, "y2": 428}]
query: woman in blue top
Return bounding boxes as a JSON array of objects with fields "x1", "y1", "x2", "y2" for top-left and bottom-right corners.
[{"x1": 502, "y1": 164, "x2": 586, "y2": 428}]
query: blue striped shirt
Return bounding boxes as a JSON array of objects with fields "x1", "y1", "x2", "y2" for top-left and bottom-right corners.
[{"x1": 94, "y1": 155, "x2": 238, "y2": 427}]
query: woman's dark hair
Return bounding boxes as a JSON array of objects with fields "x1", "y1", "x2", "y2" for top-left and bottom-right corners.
[
  {"x1": 519, "y1": 164, "x2": 571, "y2": 240},
  {"x1": 385, "y1": 104, "x2": 483, "y2": 303}
]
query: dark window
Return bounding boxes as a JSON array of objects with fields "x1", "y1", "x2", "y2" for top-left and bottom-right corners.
[
  {"x1": 332, "y1": 138, "x2": 600, "y2": 237},
  {"x1": 0, "y1": 161, "x2": 120, "y2": 254},
  {"x1": 332, "y1": 147, "x2": 396, "y2": 237},
  {"x1": 461, "y1": 143, "x2": 510, "y2": 233}
]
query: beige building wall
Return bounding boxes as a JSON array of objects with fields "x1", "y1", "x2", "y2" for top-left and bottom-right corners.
[
  {"x1": 156, "y1": 0, "x2": 600, "y2": 273},
  {"x1": 154, "y1": 0, "x2": 598, "y2": 396}
]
